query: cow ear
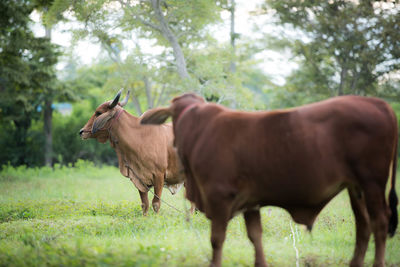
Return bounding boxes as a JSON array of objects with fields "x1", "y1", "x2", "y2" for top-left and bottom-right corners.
[
  {"x1": 92, "y1": 112, "x2": 113, "y2": 134},
  {"x1": 140, "y1": 107, "x2": 171, "y2": 125}
]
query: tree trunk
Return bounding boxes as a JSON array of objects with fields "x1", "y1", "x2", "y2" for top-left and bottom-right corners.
[
  {"x1": 44, "y1": 98, "x2": 53, "y2": 166},
  {"x1": 155, "y1": 84, "x2": 167, "y2": 107},
  {"x1": 44, "y1": 25, "x2": 53, "y2": 167},
  {"x1": 350, "y1": 69, "x2": 360, "y2": 95},
  {"x1": 14, "y1": 119, "x2": 30, "y2": 165},
  {"x1": 144, "y1": 76, "x2": 154, "y2": 109},
  {"x1": 131, "y1": 94, "x2": 143, "y2": 115},
  {"x1": 151, "y1": 0, "x2": 190, "y2": 79},
  {"x1": 338, "y1": 65, "x2": 347, "y2": 96},
  {"x1": 229, "y1": 0, "x2": 236, "y2": 73}
]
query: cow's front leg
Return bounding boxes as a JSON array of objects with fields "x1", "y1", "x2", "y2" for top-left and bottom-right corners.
[
  {"x1": 138, "y1": 190, "x2": 149, "y2": 216},
  {"x1": 152, "y1": 175, "x2": 164, "y2": 213}
]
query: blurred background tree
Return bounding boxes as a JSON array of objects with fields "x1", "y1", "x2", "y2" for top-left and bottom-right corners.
[
  {"x1": 0, "y1": 0, "x2": 61, "y2": 166},
  {"x1": 1, "y1": 0, "x2": 399, "y2": 167},
  {"x1": 261, "y1": 0, "x2": 400, "y2": 107}
]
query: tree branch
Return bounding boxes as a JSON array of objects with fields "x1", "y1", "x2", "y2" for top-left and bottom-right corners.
[
  {"x1": 150, "y1": 0, "x2": 190, "y2": 79},
  {"x1": 136, "y1": 16, "x2": 162, "y2": 32},
  {"x1": 130, "y1": 92, "x2": 143, "y2": 115},
  {"x1": 155, "y1": 84, "x2": 167, "y2": 107},
  {"x1": 117, "y1": 0, "x2": 162, "y2": 32}
]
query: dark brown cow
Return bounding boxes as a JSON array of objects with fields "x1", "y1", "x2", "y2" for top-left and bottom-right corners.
[
  {"x1": 79, "y1": 90, "x2": 188, "y2": 215},
  {"x1": 140, "y1": 93, "x2": 398, "y2": 267}
]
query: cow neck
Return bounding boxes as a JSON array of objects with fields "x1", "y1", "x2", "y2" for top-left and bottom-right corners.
[
  {"x1": 109, "y1": 113, "x2": 146, "y2": 190},
  {"x1": 175, "y1": 103, "x2": 198, "y2": 125},
  {"x1": 109, "y1": 108, "x2": 124, "y2": 130},
  {"x1": 107, "y1": 108, "x2": 124, "y2": 144}
]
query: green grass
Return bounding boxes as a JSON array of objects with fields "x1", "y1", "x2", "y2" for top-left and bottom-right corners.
[{"x1": 0, "y1": 160, "x2": 399, "y2": 266}]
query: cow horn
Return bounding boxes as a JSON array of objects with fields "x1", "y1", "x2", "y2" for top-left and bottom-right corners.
[
  {"x1": 109, "y1": 89, "x2": 122, "y2": 109},
  {"x1": 119, "y1": 90, "x2": 130, "y2": 107}
]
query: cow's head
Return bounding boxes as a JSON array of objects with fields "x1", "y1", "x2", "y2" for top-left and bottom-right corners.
[
  {"x1": 140, "y1": 93, "x2": 205, "y2": 125},
  {"x1": 79, "y1": 89, "x2": 130, "y2": 143}
]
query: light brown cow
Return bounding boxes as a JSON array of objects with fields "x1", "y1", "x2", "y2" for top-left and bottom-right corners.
[
  {"x1": 79, "y1": 90, "x2": 187, "y2": 215},
  {"x1": 141, "y1": 93, "x2": 398, "y2": 267}
]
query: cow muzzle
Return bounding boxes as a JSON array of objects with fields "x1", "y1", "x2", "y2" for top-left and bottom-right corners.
[{"x1": 79, "y1": 128, "x2": 91, "y2": 139}]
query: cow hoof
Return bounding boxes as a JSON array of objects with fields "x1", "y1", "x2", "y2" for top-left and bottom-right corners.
[
  {"x1": 141, "y1": 204, "x2": 149, "y2": 216},
  {"x1": 152, "y1": 203, "x2": 160, "y2": 213}
]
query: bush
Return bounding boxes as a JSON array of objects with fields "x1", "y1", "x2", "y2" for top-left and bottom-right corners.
[{"x1": 0, "y1": 100, "x2": 117, "y2": 168}]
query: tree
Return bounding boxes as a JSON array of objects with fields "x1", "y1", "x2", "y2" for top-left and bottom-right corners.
[
  {"x1": 45, "y1": 0, "x2": 225, "y2": 113},
  {"x1": 47, "y1": 0, "x2": 274, "y2": 111},
  {"x1": 34, "y1": 0, "x2": 58, "y2": 166},
  {"x1": 117, "y1": 0, "x2": 224, "y2": 80},
  {"x1": 102, "y1": 49, "x2": 175, "y2": 115},
  {"x1": 0, "y1": 0, "x2": 60, "y2": 166},
  {"x1": 262, "y1": 0, "x2": 400, "y2": 98},
  {"x1": 228, "y1": 0, "x2": 237, "y2": 73}
]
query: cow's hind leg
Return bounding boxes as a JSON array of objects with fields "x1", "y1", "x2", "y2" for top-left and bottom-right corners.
[
  {"x1": 152, "y1": 175, "x2": 164, "y2": 213},
  {"x1": 364, "y1": 184, "x2": 390, "y2": 267},
  {"x1": 208, "y1": 199, "x2": 230, "y2": 267},
  {"x1": 244, "y1": 209, "x2": 267, "y2": 267},
  {"x1": 210, "y1": 216, "x2": 228, "y2": 267},
  {"x1": 348, "y1": 187, "x2": 371, "y2": 267},
  {"x1": 139, "y1": 190, "x2": 149, "y2": 216}
]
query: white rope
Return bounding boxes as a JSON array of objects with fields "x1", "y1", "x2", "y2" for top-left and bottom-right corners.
[
  {"x1": 126, "y1": 165, "x2": 184, "y2": 214},
  {"x1": 127, "y1": 165, "x2": 208, "y2": 261},
  {"x1": 289, "y1": 221, "x2": 300, "y2": 267}
]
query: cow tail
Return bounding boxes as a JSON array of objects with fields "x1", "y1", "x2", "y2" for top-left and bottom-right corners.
[{"x1": 388, "y1": 110, "x2": 398, "y2": 237}]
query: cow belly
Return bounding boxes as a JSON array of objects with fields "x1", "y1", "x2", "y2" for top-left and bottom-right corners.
[
  {"x1": 285, "y1": 205, "x2": 325, "y2": 227},
  {"x1": 256, "y1": 174, "x2": 347, "y2": 226},
  {"x1": 164, "y1": 182, "x2": 183, "y2": 195},
  {"x1": 120, "y1": 163, "x2": 155, "y2": 193},
  {"x1": 224, "y1": 165, "x2": 348, "y2": 221},
  {"x1": 190, "y1": 157, "x2": 349, "y2": 220},
  {"x1": 264, "y1": 176, "x2": 345, "y2": 204},
  {"x1": 129, "y1": 176, "x2": 149, "y2": 193},
  {"x1": 282, "y1": 182, "x2": 345, "y2": 226},
  {"x1": 165, "y1": 169, "x2": 185, "y2": 185}
]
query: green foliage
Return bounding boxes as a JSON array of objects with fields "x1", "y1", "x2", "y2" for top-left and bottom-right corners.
[
  {"x1": 0, "y1": 165, "x2": 399, "y2": 266},
  {"x1": 0, "y1": 0, "x2": 63, "y2": 166},
  {"x1": 46, "y1": 0, "x2": 226, "y2": 111},
  {"x1": 0, "y1": 57, "x2": 121, "y2": 167},
  {"x1": 182, "y1": 41, "x2": 274, "y2": 110},
  {"x1": 107, "y1": 0, "x2": 223, "y2": 47},
  {"x1": 45, "y1": 0, "x2": 268, "y2": 111},
  {"x1": 263, "y1": 0, "x2": 400, "y2": 102},
  {"x1": 5, "y1": 0, "x2": 400, "y2": 168}
]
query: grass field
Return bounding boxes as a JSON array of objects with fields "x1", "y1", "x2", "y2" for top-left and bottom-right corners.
[{"x1": 0, "y1": 160, "x2": 399, "y2": 267}]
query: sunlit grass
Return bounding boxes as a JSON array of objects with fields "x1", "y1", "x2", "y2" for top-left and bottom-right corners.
[{"x1": 0, "y1": 161, "x2": 399, "y2": 266}]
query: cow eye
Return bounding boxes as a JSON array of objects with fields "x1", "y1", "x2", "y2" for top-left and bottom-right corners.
[{"x1": 95, "y1": 111, "x2": 102, "y2": 117}]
